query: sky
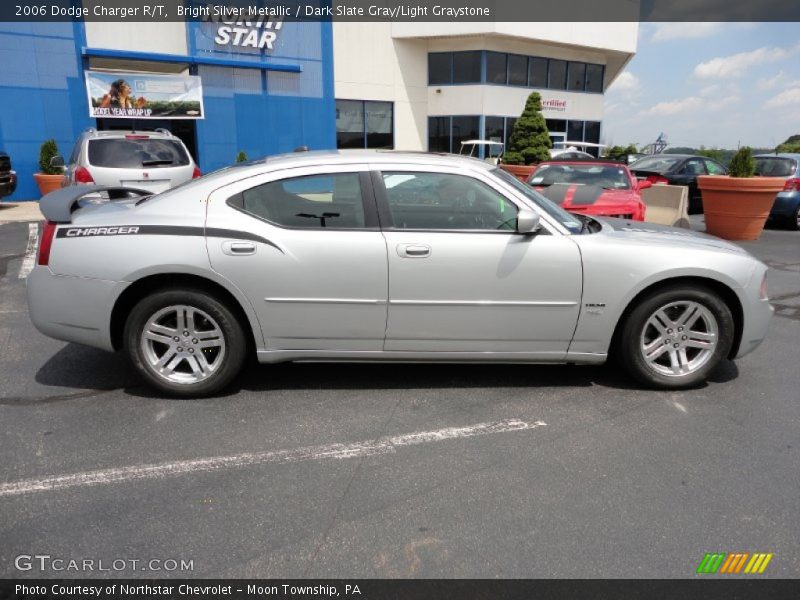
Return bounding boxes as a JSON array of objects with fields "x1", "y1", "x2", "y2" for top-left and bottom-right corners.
[{"x1": 602, "y1": 23, "x2": 800, "y2": 150}]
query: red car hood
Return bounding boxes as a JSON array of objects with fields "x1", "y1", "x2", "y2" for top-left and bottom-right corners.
[{"x1": 534, "y1": 183, "x2": 644, "y2": 218}]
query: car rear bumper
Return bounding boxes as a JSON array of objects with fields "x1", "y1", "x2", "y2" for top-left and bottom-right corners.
[
  {"x1": 768, "y1": 191, "x2": 799, "y2": 219},
  {"x1": 27, "y1": 266, "x2": 127, "y2": 351},
  {"x1": 0, "y1": 171, "x2": 17, "y2": 198}
]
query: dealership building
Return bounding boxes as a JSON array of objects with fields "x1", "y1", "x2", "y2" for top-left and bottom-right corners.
[{"x1": 0, "y1": 19, "x2": 637, "y2": 199}]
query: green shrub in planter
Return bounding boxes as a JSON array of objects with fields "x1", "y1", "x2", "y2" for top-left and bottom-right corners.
[
  {"x1": 504, "y1": 92, "x2": 551, "y2": 165},
  {"x1": 39, "y1": 139, "x2": 61, "y2": 175},
  {"x1": 727, "y1": 146, "x2": 756, "y2": 178},
  {"x1": 236, "y1": 150, "x2": 248, "y2": 163}
]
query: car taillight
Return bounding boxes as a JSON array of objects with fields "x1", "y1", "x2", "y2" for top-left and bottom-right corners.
[
  {"x1": 37, "y1": 221, "x2": 57, "y2": 266},
  {"x1": 74, "y1": 166, "x2": 94, "y2": 184},
  {"x1": 760, "y1": 272, "x2": 768, "y2": 300},
  {"x1": 783, "y1": 177, "x2": 800, "y2": 192},
  {"x1": 192, "y1": 166, "x2": 202, "y2": 179},
  {"x1": 646, "y1": 174, "x2": 670, "y2": 185}
]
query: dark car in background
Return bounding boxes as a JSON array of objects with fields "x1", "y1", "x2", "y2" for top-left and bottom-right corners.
[
  {"x1": 0, "y1": 151, "x2": 17, "y2": 200},
  {"x1": 755, "y1": 153, "x2": 800, "y2": 230},
  {"x1": 629, "y1": 154, "x2": 727, "y2": 214},
  {"x1": 527, "y1": 159, "x2": 647, "y2": 221}
]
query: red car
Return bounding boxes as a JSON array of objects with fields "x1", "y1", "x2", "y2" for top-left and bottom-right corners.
[{"x1": 526, "y1": 159, "x2": 649, "y2": 221}]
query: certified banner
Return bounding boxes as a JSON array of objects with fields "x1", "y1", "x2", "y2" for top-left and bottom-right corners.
[{"x1": 85, "y1": 71, "x2": 204, "y2": 119}]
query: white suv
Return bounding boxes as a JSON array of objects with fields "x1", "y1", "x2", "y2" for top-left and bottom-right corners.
[{"x1": 61, "y1": 128, "x2": 200, "y2": 193}]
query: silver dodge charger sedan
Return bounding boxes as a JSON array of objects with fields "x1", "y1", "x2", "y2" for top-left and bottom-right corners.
[{"x1": 28, "y1": 151, "x2": 772, "y2": 397}]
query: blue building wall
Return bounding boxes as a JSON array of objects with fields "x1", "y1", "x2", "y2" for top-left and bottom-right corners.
[
  {"x1": 0, "y1": 23, "x2": 93, "y2": 200},
  {"x1": 189, "y1": 20, "x2": 336, "y2": 173},
  {"x1": 0, "y1": 20, "x2": 335, "y2": 200}
]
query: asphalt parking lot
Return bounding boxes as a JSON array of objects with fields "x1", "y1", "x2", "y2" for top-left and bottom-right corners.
[{"x1": 0, "y1": 217, "x2": 798, "y2": 578}]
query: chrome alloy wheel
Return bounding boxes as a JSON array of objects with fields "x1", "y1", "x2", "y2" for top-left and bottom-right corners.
[
  {"x1": 140, "y1": 305, "x2": 226, "y2": 385},
  {"x1": 639, "y1": 300, "x2": 718, "y2": 377}
]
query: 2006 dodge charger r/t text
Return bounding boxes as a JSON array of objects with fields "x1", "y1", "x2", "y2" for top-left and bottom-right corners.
[{"x1": 27, "y1": 151, "x2": 773, "y2": 397}]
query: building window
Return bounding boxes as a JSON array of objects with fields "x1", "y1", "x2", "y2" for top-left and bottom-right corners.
[
  {"x1": 585, "y1": 64, "x2": 604, "y2": 93},
  {"x1": 451, "y1": 116, "x2": 480, "y2": 152},
  {"x1": 428, "y1": 116, "x2": 450, "y2": 152},
  {"x1": 567, "y1": 120, "x2": 584, "y2": 143},
  {"x1": 546, "y1": 119, "x2": 567, "y2": 133},
  {"x1": 548, "y1": 59, "x2": 567, "y2": 90},
  {"x1": 486, "y1": 52, "x2": 507, "y2": 84},
  {"x1": 528, "y1": 57, "x2": 548, "y2": 88},
  {"x1": 567, "y1": 62, "x2": 586, "y2": 92},
  {"x1": 484, "y1": 116, "x2": 505, "y2": 145},
  {"x1": 507, "y1": 54, "x2": 528, "y2": 86},
  {"x1": 336, "y1": 100, "x2": 393, "y2": 149},
  {"x1": 427, "y1": 52, "x2": 604, "y2": 94},
  {"x1": 429, "y1": 53, "x2": 452, "y2": 85},
  {"x1": 453, "y1": 51, "x2": 482, "y2": 84}
]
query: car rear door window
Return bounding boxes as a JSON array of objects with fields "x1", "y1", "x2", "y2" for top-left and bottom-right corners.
[
  {"x1": 683, "y1": 159, "x2": 707, "y2": 176},
  {"x1": 88, "y1": 138, "x2": 190, "y2": 168},
  {"x1": 381, "y1": 171, "x2": 518, "y2": 231},
  {"x1": 704, "y1": 159, "x2": 726, "y2": 175},
  {"x1": 229, "y1": 173, "x2": 367, "y2": 229}
]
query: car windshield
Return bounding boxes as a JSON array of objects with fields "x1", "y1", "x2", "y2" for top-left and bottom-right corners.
[
  {"x1": 529, "y1": 164, "x2": 631, "y2": 190},
  {"x1": 629, "y1": 156, "x2": 682, "y2": 172},
  {"x1": 491, "y1": 167, "x2": 583, "y2": 234},
  {"x1": 755, "y1": 157, "x2": 796, "y2": 177},
  {"x1": 88, "y1": 138, "x2": 190, "y2": 168}
]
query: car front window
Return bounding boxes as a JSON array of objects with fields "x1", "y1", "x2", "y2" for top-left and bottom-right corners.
[{"x1": 491, "y1": 168, "x2": 583, "y2": 234}]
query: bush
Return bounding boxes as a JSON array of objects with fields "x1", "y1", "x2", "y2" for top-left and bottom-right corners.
[
  {"x1": 605, "y1": 144, "x2": 638, "y2": 160},
  {"x1": 504, "y1": 92, "x2": 551, "y2": 165},
  {"x1": 39, "y1": 139, "x2": 61, "y2": 175},
  {"x1": 728, "y1": 147, "x2": 756, "y2": 178},
  {"x1": 236, "y1": 151, "x2": 248, "y2": 163}
]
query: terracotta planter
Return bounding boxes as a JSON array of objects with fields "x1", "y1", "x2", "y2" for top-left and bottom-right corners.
[
  {"x1": 499, "y1": 163, "x2": 536, "y2": 182},
  {"x1": 698, "y1": 175, "x2": 784, "y2": 241},
  {"x1": 34, "y1": 173, "x2": 66, "y2": 197}
]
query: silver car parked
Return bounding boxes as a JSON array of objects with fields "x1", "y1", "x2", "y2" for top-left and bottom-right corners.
[
  {"x1": 59, "y1": 128, "x2": 200, "y2": 194},
  {"x1": 28, "y1": 151, "x2": 773, "y2": 397}
]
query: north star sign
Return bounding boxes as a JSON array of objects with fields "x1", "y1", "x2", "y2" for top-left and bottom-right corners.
[{"x1": 213, "y1": 18, "x2": 285, "y2": 50}]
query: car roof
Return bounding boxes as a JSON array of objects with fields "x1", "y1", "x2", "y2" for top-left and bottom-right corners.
[
  {"x1": 754, "y1": 153, "x2": 800, "y2": 159},
  {"x1": 236, "y1": 149, "x2": 497, "y2": 173},
  {"x1": 82, "y1": 129, "x2": 175, "y2": 140}
]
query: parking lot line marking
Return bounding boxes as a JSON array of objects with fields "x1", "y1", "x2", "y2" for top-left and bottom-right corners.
[
  {"x1": 18, "y1": 223, "x2": 38, "y2": 280},
  {"x1": 0, "y1": 418, "x2": 545, "y2": 497}
]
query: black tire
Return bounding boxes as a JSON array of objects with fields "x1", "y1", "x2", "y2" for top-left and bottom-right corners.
[
  {"x1": 617, "y1": 285, "x2": 734, "y2": 389},
  {"x1": 791, "y1": 206, "x2": 800, "y2": 231},
  {"x1": 124, "y1": 288, "x2": 247, "y2": 397}
]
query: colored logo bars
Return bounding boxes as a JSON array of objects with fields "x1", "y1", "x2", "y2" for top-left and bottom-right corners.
[{"x1": 697, "y1": 552, "x2": 773, "y2": 574}]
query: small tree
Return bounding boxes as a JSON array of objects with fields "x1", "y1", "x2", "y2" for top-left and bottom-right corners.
[
  {"x1": 39, "y1": 139, "x2": 61, "y2": 175},
  {"x1": 728, "y1": 146, "x2": 756, "y2": 178},
  {"x1": 605, "y1": 144, "x2": 638, "y2": 161},
  {"x1": 236, "y1": 150, "x2": 248, "y2": 163},
  {"x1": 504, "y1": 92, "x2": 551, "y2": 165}
]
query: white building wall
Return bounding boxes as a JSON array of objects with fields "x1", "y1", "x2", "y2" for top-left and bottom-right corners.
[
  {"x1": 334, "y1": 22, "x2": 638, "y2": 151},
  {"x1": 333, "y1": 22, "x2": 428, "y2": 150}
]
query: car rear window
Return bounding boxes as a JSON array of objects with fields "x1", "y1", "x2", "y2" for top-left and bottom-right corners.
[
  {"x1": 755, "y1": 157, "x2": 796, "y2": 177},
  {"x1": 88, "y1": 138, "x2": 190, "y2": 168},
  {"x1": 630, "y1": 156, "x2": 682, "y2": 172},
  {"x1": 530, "y1": 164, "x2": 631, "y2": 189}
]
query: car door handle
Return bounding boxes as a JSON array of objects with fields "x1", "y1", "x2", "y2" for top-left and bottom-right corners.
[
  {"x1": 222, "y1": 241, "x2": 256, "y2": 256},
  {"x1": 397, "y1": 244, "x2": 431, "y2": 258}
]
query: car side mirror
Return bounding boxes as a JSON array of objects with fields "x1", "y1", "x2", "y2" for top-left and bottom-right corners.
[
  {"x1": 637, "y1": 180, "x2": 653, "y2": 191},
  {"x1": 49, "y1": 155, "x2": 65, "y2": 170},
  {"x1": 516, "y1": 210, "x2": 540, "y2": 234}
]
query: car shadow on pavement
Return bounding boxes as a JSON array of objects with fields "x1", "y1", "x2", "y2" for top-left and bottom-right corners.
[{"x1": 28, "y1": 343, "x2": 739, "y2": 402}]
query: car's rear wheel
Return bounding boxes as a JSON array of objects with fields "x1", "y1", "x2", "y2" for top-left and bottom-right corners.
[
  {"x1": 791, "y1": 206, "x2": 800, "y2": 231},
  {"x1": 619, "y1": 286, "x2": 734, "y2": 389},
  {"x1": 125, "y1": 289, "x2": 247, "y2": 397}
]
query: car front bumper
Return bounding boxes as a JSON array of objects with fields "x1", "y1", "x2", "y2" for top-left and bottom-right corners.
[{"x1": 27, "y1": 266, "x2": 128, "y2": 351}]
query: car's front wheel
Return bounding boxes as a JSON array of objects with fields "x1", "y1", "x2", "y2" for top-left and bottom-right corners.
[
  {"x1": 124, "y1": 289, "x2": 247, "y2": 397},
  {"x1": 619, "y1": 285, "x2": 734, "y2": 389}
]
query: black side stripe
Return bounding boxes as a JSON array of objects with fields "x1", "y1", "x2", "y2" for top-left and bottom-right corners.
[{"x1": 55, "y1": 225, "x2": 283, "y2": 254}]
